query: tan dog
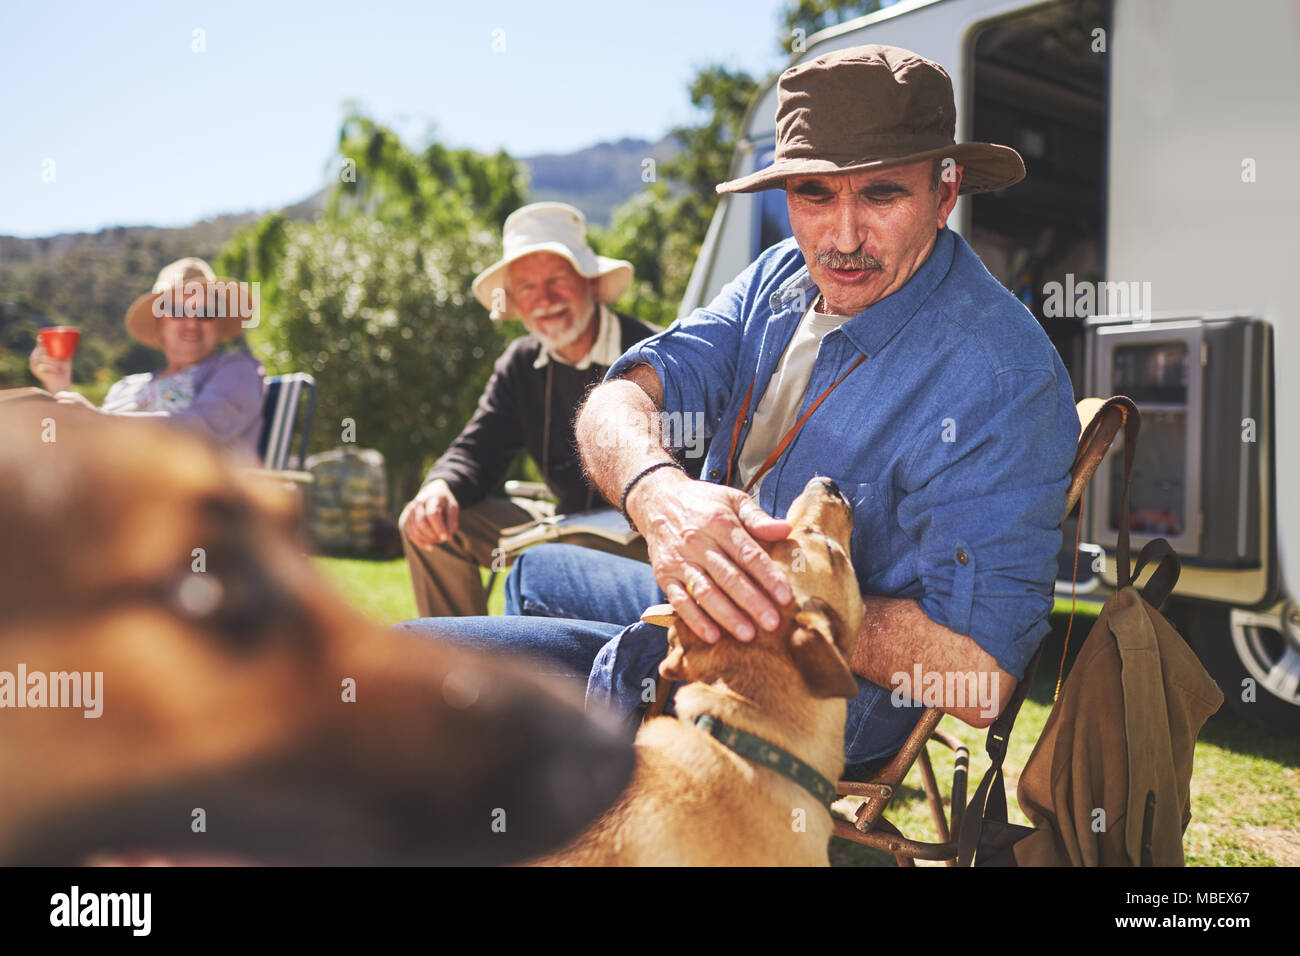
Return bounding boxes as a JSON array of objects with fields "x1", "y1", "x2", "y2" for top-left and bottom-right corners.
[
  {"x1": 0, "y1": 400, "x2": 633, "y2": 865},
  {"x1": 539, "y1": 476, "x2": 864, "y2": 865}
]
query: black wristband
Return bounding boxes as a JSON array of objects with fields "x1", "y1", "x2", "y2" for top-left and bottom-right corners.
[{"x1": 619, "y1": 460, "x2": 685, "y2": 532}]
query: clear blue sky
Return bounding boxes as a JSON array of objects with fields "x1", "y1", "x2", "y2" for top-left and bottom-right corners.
[{"x1": 0, "y1": 0, "x2": 792, "y2": 238}]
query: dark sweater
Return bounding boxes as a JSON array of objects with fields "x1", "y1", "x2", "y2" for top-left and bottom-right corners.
[{"x1": 423, "y1": 311, "x2": 659, "y2": 514}]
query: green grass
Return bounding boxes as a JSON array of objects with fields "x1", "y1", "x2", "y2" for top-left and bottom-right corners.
[
  {"x1": 312, "y1": 556, "x2": 504, "y2": 624},
  {"x1": 313, "y1": 556, "x2": 1300, "y2": 867}
]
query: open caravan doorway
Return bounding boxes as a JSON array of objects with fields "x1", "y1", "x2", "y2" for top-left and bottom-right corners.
[
  {"x1": 964, "y1": 0, "x2": 1111, "y2": 591},
  {"x1": 965, "y1": 0, "x2": 1110, "y2": 399}
]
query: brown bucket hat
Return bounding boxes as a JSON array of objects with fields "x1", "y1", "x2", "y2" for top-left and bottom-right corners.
[{"x1": 717, "y1": 44, "x2": 1024, "y2": 195}]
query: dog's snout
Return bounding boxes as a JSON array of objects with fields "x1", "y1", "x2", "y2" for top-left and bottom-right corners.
[{"x1": 813, "y1": 476, "x2": 849, "y2": 507}]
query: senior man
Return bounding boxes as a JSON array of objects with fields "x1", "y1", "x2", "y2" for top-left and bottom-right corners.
[
  {"x1": 400, "y1": 46, "x2": 1078, "y2": 775},
  {"x1": 399, "y1": 202, "x2": 659, "y2": 618}
]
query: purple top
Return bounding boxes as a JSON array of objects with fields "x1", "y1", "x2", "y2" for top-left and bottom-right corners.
[{"x1": 100, "y1": 349, "x2": 266, "y2": 457}]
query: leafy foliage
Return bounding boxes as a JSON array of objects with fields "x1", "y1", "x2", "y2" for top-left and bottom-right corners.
[
  {"x1": 215, "y1": 112, "x2": 528, "y2": 507},
  {"x1": 780, "y1": 0, "x2": 885, "y2": 49},
  {"x1": 266, "y1": 215, "x2": 501, "y2": 508},
  {"x1": 329, "y1": 114, "x2": 528, "y2": 232},
  {"x1": 592, "y1": 66, "x2": 759, "y2": 327}
]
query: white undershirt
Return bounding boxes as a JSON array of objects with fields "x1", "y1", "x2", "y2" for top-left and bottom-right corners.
[{"x1": 734, "y1": 301, "x2": 851, "y2": 497}]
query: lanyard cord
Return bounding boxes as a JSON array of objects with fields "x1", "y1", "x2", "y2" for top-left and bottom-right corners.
[{"x1": 723, "y1": 353, "x2": 867, "y2": 494}]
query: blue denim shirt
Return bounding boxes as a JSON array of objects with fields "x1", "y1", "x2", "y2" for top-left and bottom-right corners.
[{"x1": 608, "y1": 227, "x2": 1077, "y2": 686}]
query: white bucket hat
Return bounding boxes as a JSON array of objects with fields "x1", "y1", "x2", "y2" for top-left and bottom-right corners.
[{"x1": 471, "y1": 202, "x2": 633, "y2": 320}]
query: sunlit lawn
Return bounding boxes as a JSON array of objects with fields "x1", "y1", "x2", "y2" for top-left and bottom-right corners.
[
  {"x1": 313, "y1": 555, "x2": 505, "y2": 624},
  {"x1": 314, "y1": 555, "x2": 1300, "y2": 867}
]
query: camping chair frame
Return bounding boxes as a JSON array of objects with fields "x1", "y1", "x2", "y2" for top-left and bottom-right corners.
[
  {"x1": 830, "y1": 396, "x2": 1133, "y2": 865},
  {"x1": 245, "y1": 373, "x2": 318, "y2": 488},
  {"x1": 258, "y1": 373, "x2": 317, "y2": 474}
]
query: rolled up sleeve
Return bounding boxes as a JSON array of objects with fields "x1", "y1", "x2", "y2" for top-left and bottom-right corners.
[
  {"x1": 896, "y1": 367, "x2": 1077, "y2": 678},
  {"x1": 606, "y1": 262, "x2": 757, "y2": 427}
]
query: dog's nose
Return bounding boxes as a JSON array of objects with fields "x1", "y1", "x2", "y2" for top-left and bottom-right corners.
[{"x1": 812, "y1": 476, "x2": 849, "y2": 503}]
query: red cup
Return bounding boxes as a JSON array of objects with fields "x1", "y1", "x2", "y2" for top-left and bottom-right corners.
[{"x1": 39, "y1": 327, "x2": 80, "y2": 360}]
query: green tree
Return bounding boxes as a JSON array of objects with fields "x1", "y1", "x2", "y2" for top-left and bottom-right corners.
[
  {"x1": 593, "y1": 65, "x2": 758, "y2": 327},
  {"x1": 780, "y1": 0, "x2": 884, "y2": 50},
  {"x1": 216, "y1": 113, "x2": 531, "y2": 507},
  {"x1": 267, "y1": 214, "x2": 502, "y2": 508},
  {"x1": 330, "y1": 113, "x2": 528, "y2": 232}
]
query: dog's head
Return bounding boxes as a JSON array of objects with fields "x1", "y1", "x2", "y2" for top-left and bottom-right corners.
[
  {"x1": 0, "y1": 402, "x2": 633, "y2": 865},
  {"x1": 655, "y1": 476, "x2": 865, "y2": 701}
]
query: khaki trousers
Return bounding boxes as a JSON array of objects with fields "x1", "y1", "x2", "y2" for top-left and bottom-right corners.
[{"x1": 401, "y1": 497, "x2": 553, "y2": 618}]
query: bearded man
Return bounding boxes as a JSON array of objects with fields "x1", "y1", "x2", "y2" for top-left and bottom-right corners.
[{"x1": 399, "y1": 202, "x2": 659, "y2": 617}]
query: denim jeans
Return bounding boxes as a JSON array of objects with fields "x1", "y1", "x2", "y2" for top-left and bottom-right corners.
[
  {"x1": 398, "y1": 543, "x2": 921, "y2": 767},
  {"x1": 504, "y1": 543, "x2": 662, "y2": 623}
]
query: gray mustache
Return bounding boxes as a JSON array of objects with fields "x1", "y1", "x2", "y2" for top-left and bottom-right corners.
[{"x1": 816, "y1": 249, "x2": 883, "y2": 271}]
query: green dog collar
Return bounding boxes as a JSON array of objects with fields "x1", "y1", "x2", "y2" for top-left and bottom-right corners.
[{"x1": 689, "y1": 713, "x2": 838, "y2": 807}]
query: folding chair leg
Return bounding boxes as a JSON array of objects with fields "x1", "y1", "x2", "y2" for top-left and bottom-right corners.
[
  {"x1": 831, "y1": 817, "x2": 942, "y2": 862},
  {"x1": 917, "y1": 745, "x2": 949, "y2": 844},
  {"x1": 873, "y1": 817, "x2": 916, "y2": 868}
]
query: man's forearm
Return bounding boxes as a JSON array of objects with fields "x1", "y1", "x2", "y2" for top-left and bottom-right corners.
[
  {"x1": 576, "y1": 369, "x2": 675, "y2": 509},
  {"x1": 850, "y1": 596, "x2": 1017, "y2": 728}
]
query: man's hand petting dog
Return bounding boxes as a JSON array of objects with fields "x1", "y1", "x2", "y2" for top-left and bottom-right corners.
[{"x1": 625, "y1": 466, "x2": 793, "y2": 644}]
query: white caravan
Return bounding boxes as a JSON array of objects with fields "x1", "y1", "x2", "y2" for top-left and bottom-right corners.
[{"x1": 683, "y1": 0, "x2": 1300, "y2": 732}]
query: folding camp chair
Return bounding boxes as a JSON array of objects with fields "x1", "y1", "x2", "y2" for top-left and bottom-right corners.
[
  {"x1": 829, "y1": 396, "x2": 1134, "y2": 865},
  {"x1": 245, "y1": 372, "x2": 317, "y2": 486},
  {"x1": 258, "y1": 373, "x2": 317, "y2": 472}
]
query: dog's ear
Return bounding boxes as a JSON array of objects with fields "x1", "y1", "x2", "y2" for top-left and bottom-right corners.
[
  {"x1": 641, "y1": 604, "x2": 691, "y2": 681},
  {"x1": 660, "y1": 624, "x2": 704, "y2": 683},
  {"x1": 790, "y1": 603, "x2": 858, "y2": 699},
  {"x1": 659, "y1": 631, "x2": 690, "y2": 682}
]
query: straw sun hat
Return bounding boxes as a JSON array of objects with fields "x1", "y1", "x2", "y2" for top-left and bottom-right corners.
[{"x1": 124, "y1": 257, "x2": 254, "y2": 348}]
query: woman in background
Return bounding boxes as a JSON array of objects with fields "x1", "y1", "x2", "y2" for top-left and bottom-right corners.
[{"x1": 29, "y1": 257, "x2": 266, "y2": 457}]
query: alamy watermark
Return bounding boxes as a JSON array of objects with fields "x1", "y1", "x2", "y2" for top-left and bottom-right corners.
[
  {"x1": 591, "y1": 408, "x2": 707, "y2": 459},
  {"x1": 0, "y1": 664, "x2": 102, "y2": 718},
  {"x1": 889, "y1": 664, "x2": 1000, "y2": 720},
  {"x1": 151, "y1": 279, "x2": 259, "y2": 329},
  {"x1": 1042, "y1": 273, "x2": 1152, "y2": 323}
]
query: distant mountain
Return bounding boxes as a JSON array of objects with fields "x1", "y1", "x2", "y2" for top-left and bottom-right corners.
[
  {"x1": 523, "y1": 135, "x2": 680, "y2": 224},
  {"x1": 0, "y1": 135, "x2": 677, "y2": 386}
]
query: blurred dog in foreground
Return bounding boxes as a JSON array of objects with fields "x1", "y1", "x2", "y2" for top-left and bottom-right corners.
[
  {"x1": 0, "y1": 399, "x2": 633, "y2": 865},
  {"x1": 538, "y1": 476, "x2": 864, "y2": 865}
]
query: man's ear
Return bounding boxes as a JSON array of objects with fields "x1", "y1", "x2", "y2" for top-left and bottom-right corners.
[
  {"x1": 936, "y1": 163, "x2": 963, "y2": 228},
  {"x1": 789, "y1": 605, "x2": 858, "y2": 699}
]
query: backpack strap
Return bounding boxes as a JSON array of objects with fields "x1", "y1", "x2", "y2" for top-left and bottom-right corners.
[
  {"x1": 1132, "y1": 538, "x2": 1181, "y2": 609},
  {"x1": 1106, "y1": 397, "x2": 1141, "y2": 589},
  {"x1": 956, "y1": 646, "x2": 1042, "y2": 866}
]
